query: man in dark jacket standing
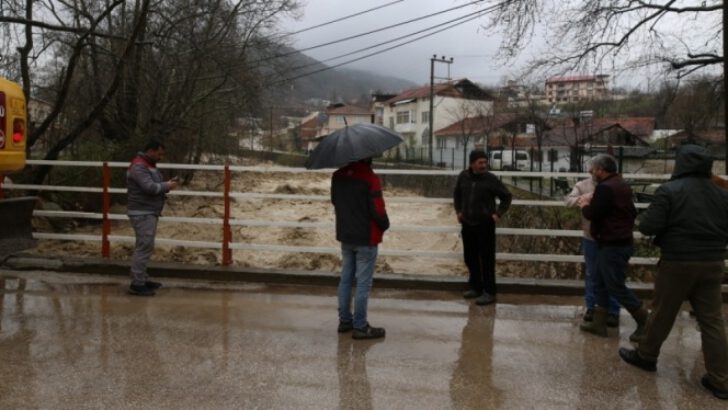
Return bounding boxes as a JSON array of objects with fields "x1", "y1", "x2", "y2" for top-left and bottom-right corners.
[
  {"x1": 619, "y1": 145, "x2": 728, "y2": 401},
  {"x1": 579, "y1": 154, "x2": 648, "y2": 341},
  {"x1": 331, "y1": 158, "x2": 389, "y2": 340},
  {"x1": 453, "y1": 150, "x2": 512, "y2": 305},
  {"x1": 127, "y1": 141, "x2": 177, "y2": 296}
]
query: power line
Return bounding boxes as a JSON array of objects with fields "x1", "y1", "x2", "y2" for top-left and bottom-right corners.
[
  {"x1": 286, "y1": 8, "x2": 489, "y2": 74},
  {"x1": 255, "y1": 0, "x2": 486, "y2": 65},
  {"x1": 271, "y1": 5, "x2": 498, "y2": 86},
  {"x1": 269, "y1": 2, "x2": 502, "y2": 86},
  {"x1": 165, "y1": 1, "x2": 500, "y2": 90},
  {"x1": 280, "y1": 0, "x2": 406, "y2": 38}
]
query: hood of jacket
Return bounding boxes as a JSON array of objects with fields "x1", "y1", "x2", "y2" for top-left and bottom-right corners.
[{"x1": 672, "y1": 144, "x2": 713, "y2": 179}]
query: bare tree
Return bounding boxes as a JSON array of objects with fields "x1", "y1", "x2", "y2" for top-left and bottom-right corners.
[
  {"x1": 1, "y1": 0, "x2": 301, "y2": 185},
  {"x1": 664, "y1": 75, "x2": 723, "y2": 137},
  {"x1": 481, "y1": 1, "x2": 727, "y2": 166},
  {"x1": 446, "y1": 99, "x2": 494, "y2": 169},
  {"x1": 482, "y1": 1, "x2": 722, "y2": 77}
]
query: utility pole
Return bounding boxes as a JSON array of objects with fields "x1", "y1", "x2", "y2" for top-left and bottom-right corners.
[
  {"x1": 429, "y1": 55, "x2": 453, "y2": 165},
  {"x1": 723, "y1": 2, "x2": 727, "y2": 173}
]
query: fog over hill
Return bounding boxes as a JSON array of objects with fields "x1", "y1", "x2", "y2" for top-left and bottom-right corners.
[{"x1": 276, "y1": 49, "x2": 418, "y2": 104}]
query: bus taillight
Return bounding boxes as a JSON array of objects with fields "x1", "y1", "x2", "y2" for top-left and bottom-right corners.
[{"x1": 13, "y1": 118, "x2": 24, "y2": 144}]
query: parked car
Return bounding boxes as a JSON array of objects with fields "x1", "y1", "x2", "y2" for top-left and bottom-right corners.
[{"x1": 488, "y1": 149, "x2": 531, "y2": 171}]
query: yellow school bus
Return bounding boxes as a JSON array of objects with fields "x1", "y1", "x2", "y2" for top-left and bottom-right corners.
[
  {"x1": 0, "y1": 77, "x2": 27, "y2": 173},
  {"x1": 0, "y1": 77, "x2": 34, "y2": 257}
]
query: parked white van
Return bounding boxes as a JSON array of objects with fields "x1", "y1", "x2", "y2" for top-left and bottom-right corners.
[{"x1": 488, "y1": 149, "x2": 531, "y2": 171}]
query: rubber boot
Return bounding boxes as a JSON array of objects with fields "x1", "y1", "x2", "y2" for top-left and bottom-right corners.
[
  {"x1": 580, "y1": 306, "x2": 608, "y2": 337},
  {"x1": 628, "y1": 306, "x2": 649, "y2": 342}
]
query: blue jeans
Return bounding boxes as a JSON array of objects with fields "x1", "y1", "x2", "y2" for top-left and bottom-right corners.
[
  {"x1": 338, "y1": 243, "x2": 378, "y2": 329},
  {"x1": 582, "y1": 238, "x2": 620, "y2": 315},
  {"x1": 593, "y1": 245, "x2": 642, "y2": 312}
]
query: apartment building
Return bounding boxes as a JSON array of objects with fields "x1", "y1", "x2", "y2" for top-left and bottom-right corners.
[{"x1": 545, "y1": 75, "x2": 609, "y2": 104}]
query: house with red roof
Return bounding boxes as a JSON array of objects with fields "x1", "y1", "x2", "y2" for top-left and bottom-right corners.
[
  {"x1": 433, "y1": 113, "x2": 546, "y2": 168},
  {"x1": 539, "y1": 116, "x2": 656, "y2": 171},
  {"x1": 322, "y1": 103, "x2": 373, "y2": 132},
  {"x1": 668, "y1": 128, "x2": 726, "y2": 158},
  {"x1": 297, "y1": 104, "x2": 374, "y2": 152},
  {"x1": 382, "y1": 78, "x2": 493, "y2": 150}
]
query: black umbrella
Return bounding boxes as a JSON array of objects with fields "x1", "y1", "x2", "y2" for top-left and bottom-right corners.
[{"x1": 305, "y1": 123, "x2": 404, "y2": 169}]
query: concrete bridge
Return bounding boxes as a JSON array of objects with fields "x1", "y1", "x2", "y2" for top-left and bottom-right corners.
[{"x1": 0, "y1": 268, "x2": 721, "y2": 409}]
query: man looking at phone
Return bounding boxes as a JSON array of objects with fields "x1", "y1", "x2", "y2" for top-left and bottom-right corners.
[{"x1": 126, "y1": 141, "x2": 177, "y2": 296}]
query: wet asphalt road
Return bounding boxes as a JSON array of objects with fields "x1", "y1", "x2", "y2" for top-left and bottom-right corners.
[{"x1": 0, "y1": 270, "x2": 725, "y2": 409}]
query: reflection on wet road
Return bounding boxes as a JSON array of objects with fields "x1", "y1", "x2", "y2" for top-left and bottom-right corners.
[{"x1": 0, "y1": 270, "x2": 723, "y2": 409}]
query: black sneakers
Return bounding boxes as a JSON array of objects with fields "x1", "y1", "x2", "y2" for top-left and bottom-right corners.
[
  {"x1": 145, "y1": 281, "x2": 162, "y2": 290},
  {"x1": 606, "y1": 313, "x2": 620, "y2": 328},
  {"x1": 352, "y1": 323, "x2": 385, "y2": 340},
  {"x1": 338, "y1": 321, "x2": 354, "y2": 333},
  {"x1": 463, "y1": 289, "x2": 481, "y2": 299},
  {"x1": 475, "y1": 293, "x2": 495, "y2": 306},
  {"x1": 701, "y1": 375, "x2": 728, "y2": 400},
  {"x1": 619, "y1": 348, "x2": 656, "y2": 372},
  {"x1": 584, "y1": 310, "x2": 619, "y2": 327},
  {"x1": 128, "y1": 284, "x2": 155, "y2": 297}
]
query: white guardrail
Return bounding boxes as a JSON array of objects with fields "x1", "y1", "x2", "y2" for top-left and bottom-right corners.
[{"x1": 3, "y1": 159, "x2": 719, "y2": 267}]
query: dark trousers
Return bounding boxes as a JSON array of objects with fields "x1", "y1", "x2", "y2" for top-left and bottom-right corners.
[
  {"x1": 639, "y1": 260, "x2": 728, "y2": 390},
  {"x1": 593, "y1": 245, "x2": 642, "y2": 312},
  {"x1": 461, "y1": 220, "x2": 497, "y2": 295}
]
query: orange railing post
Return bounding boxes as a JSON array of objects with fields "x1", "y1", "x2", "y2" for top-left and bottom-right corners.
[
  {"x1": 101, "y1": 161, "x2": 111, "y2": 258},
  {"x1": 222, "y1": 164, "x2": 232, "y2": 266}
]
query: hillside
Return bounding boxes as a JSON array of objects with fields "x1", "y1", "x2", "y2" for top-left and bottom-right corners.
[{"x1": 275, "y1": 49, "x2": 417, "y2": 103}]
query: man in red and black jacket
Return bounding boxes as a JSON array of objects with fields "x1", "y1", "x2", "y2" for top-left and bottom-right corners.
[
  {"x1": 331, "y1": 158, "x2": 389, "y2": 340},
  {"x1": 126, "y1": 140, "x2": 177, "y2": 297},
  {"x1": 579, "y1": 154, "x2": 648, "y2": 341}
]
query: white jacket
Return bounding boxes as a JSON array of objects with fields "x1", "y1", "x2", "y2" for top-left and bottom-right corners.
[{"x1": 565, "y1": 178, "x2": 596, "y2": 240}]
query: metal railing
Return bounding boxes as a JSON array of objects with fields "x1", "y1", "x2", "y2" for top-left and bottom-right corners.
[{"x1": 3, "y1": 159, "x2": 718, "y2": 269}]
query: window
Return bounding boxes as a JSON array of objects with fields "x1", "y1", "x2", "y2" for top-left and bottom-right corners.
[
  {"x1": 491, "y1": 152, "x2": 502, "y2": 160},
  {"x1": 396, "y1": 111, "x2": 410, "y2": 124},
  {"x1": 516, "y1": 152, "x2": 528, "y2": 160},
  {"x1": 421, "y1": 129, "x2": 429, "y2": 145},
  {"x1": 548, "y1": 149, "x2": 559, "y2": 162},
  {"x1": 436, "y1": 138, "x2": 446, "y2": 148},
  {"x1": 421, "y1": 111, "x2": 430, "y2": 123}
]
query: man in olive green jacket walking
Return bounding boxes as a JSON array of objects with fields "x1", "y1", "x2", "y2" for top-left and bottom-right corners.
[{"x1": 619, "y1": 144, "x2": 728, "y2": 401}]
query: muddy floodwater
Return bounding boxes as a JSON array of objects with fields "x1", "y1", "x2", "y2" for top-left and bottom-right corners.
[{"x1": 32, "y1": 161, "x2": 471, "y2": 276}]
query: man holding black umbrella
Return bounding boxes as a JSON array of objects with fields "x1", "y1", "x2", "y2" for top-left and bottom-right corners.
[
  {"x1": 331, "y1": 157, "x2": 390, "y2": 340},
  {"x1": 306, "y1": 122, "x2": 402, "y2": 340}
]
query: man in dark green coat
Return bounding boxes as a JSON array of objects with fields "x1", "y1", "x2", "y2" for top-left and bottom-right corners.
[
  {"x1": 453, "y1": 150, "x2": 512, "y2": 305},
  {"x1": 619, "y1": 144, "x2": 728, "y2": 401}
]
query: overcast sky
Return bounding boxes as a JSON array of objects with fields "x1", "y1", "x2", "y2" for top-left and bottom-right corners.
[
  {"x1": 278, "y1": 0, "x2": 722, "y2": 91},
  {"x1": 279, "y1": 0, "x2": 528, "y2": 87}
]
